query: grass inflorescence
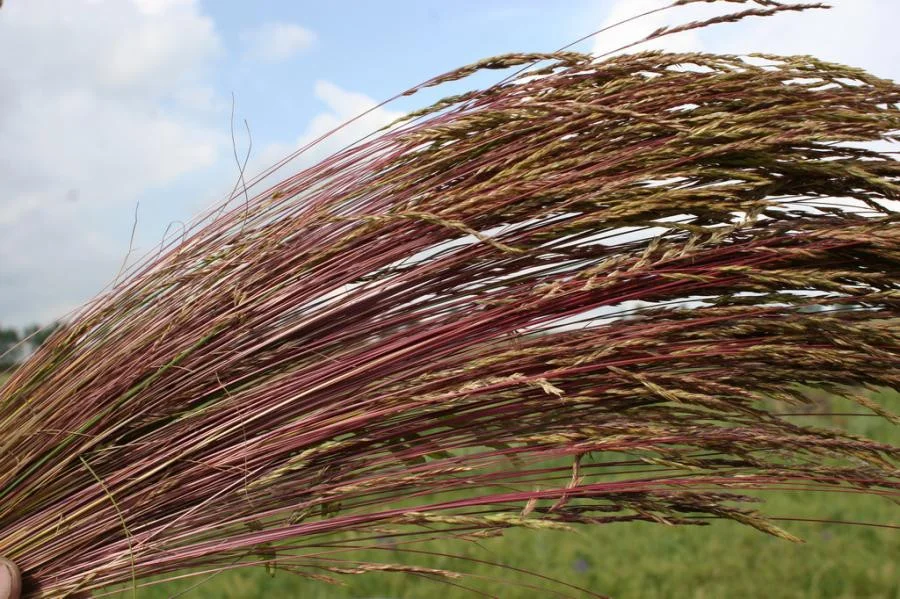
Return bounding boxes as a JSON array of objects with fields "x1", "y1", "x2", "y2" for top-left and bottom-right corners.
[{"x1": 1, "y1": 1, "x2": 898, "y2": 597}]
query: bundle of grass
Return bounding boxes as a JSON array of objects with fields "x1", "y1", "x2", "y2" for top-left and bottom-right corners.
[{"x1": 1, "y1": 1, "x2": 898, "y2": 597}]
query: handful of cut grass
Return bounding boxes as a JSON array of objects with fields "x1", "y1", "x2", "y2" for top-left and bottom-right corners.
[{"x1": 1, "y1": 1, "x2": 898, "y2": 597}]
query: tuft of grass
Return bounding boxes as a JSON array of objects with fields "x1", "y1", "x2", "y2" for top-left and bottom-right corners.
[
  {"x1": 117, "y1": 393, "x2": 898, "y2": 599},
  {"x1": 1, "y1": 2, "x2": 898, "y2": 597}
]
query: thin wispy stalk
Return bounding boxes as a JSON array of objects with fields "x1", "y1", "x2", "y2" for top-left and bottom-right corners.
[{"x1": 0, "y1": 1, "x2": 898, "y2": 597}]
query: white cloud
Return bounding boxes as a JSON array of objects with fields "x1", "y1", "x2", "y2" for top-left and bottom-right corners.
[
  {"x1": 707, "y1": 0, "x2": 899, "y2": 81},
  {"x1": 251, "y1": 81, "x2": 403, "y2": 181},
  {"x1": 241, "y1": 22, "x2": 316, "y2": 62},
  {"x1": 0, "y1": 0, "x2": 226, "y2": 326},
  {"x1": 132, "y1": 0, "x2": 194, "y2": 16}
]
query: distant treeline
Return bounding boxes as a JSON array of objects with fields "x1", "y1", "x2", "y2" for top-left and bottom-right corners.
[{"x1": 0, "y1": 322, "x2": 60, "y2": 370}]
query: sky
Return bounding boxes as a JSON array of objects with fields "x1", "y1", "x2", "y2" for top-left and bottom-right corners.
[{"x1": 0, "y1": 0, "x2": 897, "y2": 327}]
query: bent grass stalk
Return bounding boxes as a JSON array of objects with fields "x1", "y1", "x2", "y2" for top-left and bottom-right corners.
[{"x1": 1, "y1": 1, "x2": 899, "y2": 596}]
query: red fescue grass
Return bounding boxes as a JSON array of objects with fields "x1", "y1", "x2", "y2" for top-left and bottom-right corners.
[{"x1": 1, "y1": 1, "x2": 898, "y2": 597}]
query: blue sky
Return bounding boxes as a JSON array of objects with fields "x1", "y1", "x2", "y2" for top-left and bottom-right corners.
[
  {"x1": 0, "y1": 0, "x2": 896, "y2": 326},
  {"x1": 206, "y1": 2, "x2": 587, "y2": 116}
]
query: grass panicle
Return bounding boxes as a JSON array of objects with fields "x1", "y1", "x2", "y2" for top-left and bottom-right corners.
[{"x1": 1, "y1": 1, "x2": 898, "y2": 596}]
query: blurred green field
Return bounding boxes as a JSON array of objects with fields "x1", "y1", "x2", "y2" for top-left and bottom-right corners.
[{"x1": 2, "y1": 373, "x2": 897, "y2": 598}]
